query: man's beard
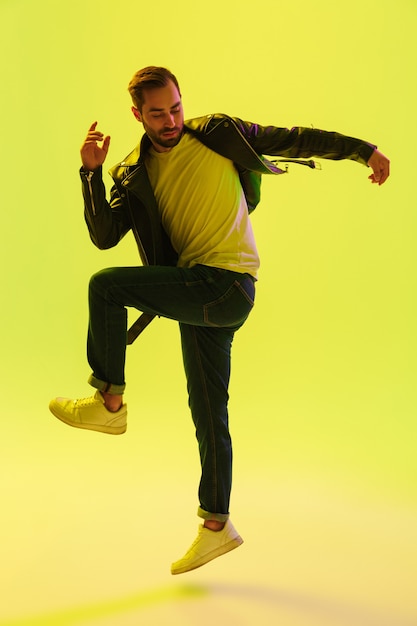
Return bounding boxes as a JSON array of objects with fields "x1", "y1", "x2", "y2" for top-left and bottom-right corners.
[{"x1": 144, "y1": 122, "x2": 183, "y2": 150}]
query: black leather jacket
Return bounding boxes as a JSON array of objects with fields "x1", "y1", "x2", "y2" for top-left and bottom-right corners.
[{"x1": 81, "y1": 113, "x2": 376, "y2": 267}]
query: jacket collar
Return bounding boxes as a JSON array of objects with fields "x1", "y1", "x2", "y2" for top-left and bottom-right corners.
[{"x1": 109, "y1": 113, "x2": 284, "y2": 179}]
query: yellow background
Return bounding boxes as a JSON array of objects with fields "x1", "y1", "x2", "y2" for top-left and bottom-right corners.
[{"x1": 1, "y1": 0, "x2": 416, "y2": 624}]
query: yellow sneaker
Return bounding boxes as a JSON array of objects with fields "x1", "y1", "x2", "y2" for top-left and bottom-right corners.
[
  {"x1": 49, "y1": 390, "x2": 127, "y2": 435},
  {"x1": 171, "y1": 519, "x2": 243, "y2": 575}
]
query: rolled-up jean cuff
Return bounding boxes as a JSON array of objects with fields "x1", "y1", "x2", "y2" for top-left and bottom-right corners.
[
  {"x1": 88, "y1": 374, "x2": 126, "y2": 395},
  {"x1": 197, "y1": 507, "x2": 230, "y2": 523}
]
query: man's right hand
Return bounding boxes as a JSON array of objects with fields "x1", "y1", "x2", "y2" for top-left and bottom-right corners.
[{"x1": 80, "y1": 121, "x2": 111, "y2": 171}]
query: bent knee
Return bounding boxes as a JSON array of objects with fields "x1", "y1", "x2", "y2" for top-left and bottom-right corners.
[{"x1": 89, "y1": 267, "x2": 118, "y2": 294}]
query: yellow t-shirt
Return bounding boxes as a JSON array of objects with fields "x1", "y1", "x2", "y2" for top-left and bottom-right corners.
[{"x1": 145, "y1": 132, "x2": 260, "y2": 278}]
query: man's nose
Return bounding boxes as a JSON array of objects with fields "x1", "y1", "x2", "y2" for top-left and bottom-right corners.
[{"x1": 165, "y1": 113, "x2": 175, "y2": 127}]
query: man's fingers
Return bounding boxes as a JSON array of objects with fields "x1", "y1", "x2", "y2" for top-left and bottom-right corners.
[
  {"x1": 85, "y1": 122, "x2": 104, "y2": 142},
  {"x1": 102, "y1": 135, "x2": 111, "y2": 154},
  {"x1": 85, "y1": 132, "x2": 105, "y2": 142},
  {"x1": 373, "y1": 163, "x2": 389, "y2": 186},
  {"x1": 84, "y1": 122, "x2": 110, "y2": 149},
  {"x1": 368, "y1": 149, "x2": 390, "y2": 186}
]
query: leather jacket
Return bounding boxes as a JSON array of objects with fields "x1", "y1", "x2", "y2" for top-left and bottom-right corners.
[{"x1": 81, "y1": 113, "x2": 376, "y2": 268}]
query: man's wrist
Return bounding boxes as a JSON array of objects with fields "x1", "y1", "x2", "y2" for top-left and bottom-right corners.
[{"x1": 80, "y1": 165, "x2": 101, "y2": 175}]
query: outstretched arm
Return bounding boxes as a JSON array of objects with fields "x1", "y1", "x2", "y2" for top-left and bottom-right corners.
[
  {"x1": 367, "y1": 149, "x2": 390, "y2": 185},
  {"x1": 231, "y1": 118, "x2": 390, "y2": 184}
]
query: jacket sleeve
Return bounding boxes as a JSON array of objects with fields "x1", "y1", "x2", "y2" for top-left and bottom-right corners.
[
  {"x1": 80, "y1": 167, "x2": 132, "y2": 250},
  {"x1": 233, "y1": 118, "x2": 376, "y2": 166}
]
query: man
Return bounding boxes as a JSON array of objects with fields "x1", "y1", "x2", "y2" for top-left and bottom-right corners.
[{"x1": 49, "y1": 66, "x2": 390, "y2": 575}]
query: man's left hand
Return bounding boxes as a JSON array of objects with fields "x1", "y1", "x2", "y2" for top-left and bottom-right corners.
[{"x1": 368, "y1": 149, "x2": 390, "y2": 186}]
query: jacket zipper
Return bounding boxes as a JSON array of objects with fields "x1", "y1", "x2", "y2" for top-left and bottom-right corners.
[{"x1": 86, "y1": 171, "x2": 96, "y2": 215}]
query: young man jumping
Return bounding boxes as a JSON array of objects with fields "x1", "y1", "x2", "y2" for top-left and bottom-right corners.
[{"x1": 49, "y1": 66, "x2": 390, "y2": 574}]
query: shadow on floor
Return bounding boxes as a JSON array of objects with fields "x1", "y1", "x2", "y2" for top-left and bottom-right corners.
[
  {"x1": 1, "y1": 582, "x2": 414, "y2": 626},
  {"x1": 0, "y1": 584, "x2": 206, "y2": 626}
]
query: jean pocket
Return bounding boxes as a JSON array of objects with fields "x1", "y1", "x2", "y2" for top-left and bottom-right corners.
[{"x1": 203, "y1": 276, "x2": 255, "y2": 328}]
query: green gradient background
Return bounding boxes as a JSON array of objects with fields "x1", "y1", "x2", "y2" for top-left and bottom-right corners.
[{"x1": 1, "y1": 0, "x2": 416, "y2": 624}]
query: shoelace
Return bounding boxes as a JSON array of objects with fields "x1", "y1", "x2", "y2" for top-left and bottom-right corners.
[
  {"x1": 186, "y1": 526, "x2": 207, "y2": 552},
  {"x1": 73, "y1": 396, "x2": 101, "y2": 408},
  {"x1": 197, "y1": 524, "x2": 223, "y2": 541}
]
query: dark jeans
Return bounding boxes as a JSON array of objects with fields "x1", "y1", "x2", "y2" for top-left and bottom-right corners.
[{"x1": 87, "y1": 264, "x2": 255, "y2": 521}]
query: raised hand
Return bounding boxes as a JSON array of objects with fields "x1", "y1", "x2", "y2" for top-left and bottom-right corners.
[{"x1": 80, "y1": 122, "x2": 111, "y2": 171}]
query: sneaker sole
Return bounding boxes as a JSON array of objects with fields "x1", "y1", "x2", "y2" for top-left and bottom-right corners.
[
  {"x1": 171, "y1": 535, "x2": 243, "y2": 575},
  {"x1": 49, "y1": 404, "x2": 127, "y2": 435}
]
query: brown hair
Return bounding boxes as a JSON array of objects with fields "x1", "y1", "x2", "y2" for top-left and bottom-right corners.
[{"x1": 128, "y1": 66, "x2": 181, "y2": 112}]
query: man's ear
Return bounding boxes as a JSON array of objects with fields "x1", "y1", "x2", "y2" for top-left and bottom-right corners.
[{"x1": 132, "y1": 106, "x2": 142, "y2": 122}]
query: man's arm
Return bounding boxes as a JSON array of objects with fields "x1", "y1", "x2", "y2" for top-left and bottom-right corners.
[
  {"x1": 80, "y1": 122, "x2": 131, "y2": 249},
  {"x1": 233, "y1": 118, "x2": 390, "y2": 184}
]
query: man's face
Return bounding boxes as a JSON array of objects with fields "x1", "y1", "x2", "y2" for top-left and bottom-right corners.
[{"x1": 132, "y1": 80, "x2": 184, "y2": 152}]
